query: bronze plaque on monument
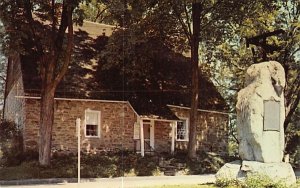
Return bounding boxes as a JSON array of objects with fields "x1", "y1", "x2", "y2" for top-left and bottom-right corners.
[{"x1": 264, "y1": 100, "x2": 280, "y2": 131}]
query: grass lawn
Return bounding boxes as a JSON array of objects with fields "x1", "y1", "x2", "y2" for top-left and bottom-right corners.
[{"x1": 142, "y1": 185, "x2": 216, "y2": 188}]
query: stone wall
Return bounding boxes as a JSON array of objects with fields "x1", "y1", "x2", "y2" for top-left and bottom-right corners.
[
  {"x1": 169, "y1": 106, "x2": 229, "y2": 155},
  {"x1": 4, "y1": 56, "x2": 22, "y2": 98},
  {"x1": 6, "y1": 92, "x2": 228, "y2": 155},
  {"x1": 24, "y1": 99, "x2": 138, "y2": 152},
  {"x1": 4, "y1": 55, "x2": 26, "y2": 131}
]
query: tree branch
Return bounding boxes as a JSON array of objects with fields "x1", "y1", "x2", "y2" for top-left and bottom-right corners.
[
  {"x1": 183, "y1": 0, "x2": 192, "y2": 41},
  {"x1": 201, "y1": 0, "x2": 223, "y2": 20},
  {"x1": 286, "y1": 74, "x2": 300, "y2": 107},
  {"x1": 284, "y1": 87, "x2": 300, "y2": 130},
  {"x1": 172, "y1": 1, "x2": 192, "y2": 45},
  {"x1": 94, "y1": 6, "x2": 108, "y2": 22},
  {"x1": 211, "y1": 77, "x2": 238, "y2": 91},
  {"x1": 290, "y1": 47, "x2": 300, "y2": 58},
  {"x1": 51, "y1": 0, "x2": 56, "y2": 40},
  {"x1": 229, "y1": 129, "x2": 239, "y2": 144},
  {"x1": 54, "y1": 1, "x2": 69, "y2": 54},
  {"x1": 23, "y1": 0, "x2": 44, "y2": 54},
  {"x1": 53, "y1": 2, "x2": 74, "y2": 88},
  {"x1": 0, "y1": 75, "x2": 6, "y2": 82}
]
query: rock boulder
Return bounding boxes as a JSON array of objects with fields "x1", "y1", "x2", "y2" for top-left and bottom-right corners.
[{"x1": 236, "y1": 61, "x2": 286, "y2": 163}]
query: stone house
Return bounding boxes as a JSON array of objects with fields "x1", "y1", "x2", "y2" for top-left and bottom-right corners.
[{"x1": 3, "y1": 21, "x2": 229, "y2": 156}]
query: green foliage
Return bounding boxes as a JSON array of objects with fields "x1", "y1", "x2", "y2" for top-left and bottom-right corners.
[
  {"x1": 0, "y1": 0, "x2": 89, "y2": 166},
  {"x1": 134, "y1": 155, "x2": 158, "y2": 176},
  {"x1": 297, "y1": 178, "x2": 300, "y2": 186},
  {"x1": 187, "y1": 152, "x2": 226, "y2": 174},
  {"x1": 0, "y1": 120, "x2": 38, "y2": 166},
  {"x1": 142, "y1": 185, "x2": 216, "y2": 188},
  {"x1": 228, "y1": 139, "x2": 239, "y2": 157},
  {"x1": 0, "y1": 150, "x2": 233, "y2": 180},
  {"x1": 285, "y1": 105, "x2": 300, "y2": 166},
  {"x1": 21, "y1": 149, "x2": 39, "y2": 162},
  {"x1": 78, "y1": 0, "x2": 113, "y2": 24},
  {"x1": 0, "y1": 120, "x2": 23, "y2": 166},
  {"x1": 244, "y1": 174, "x2": 287, "y2": 188},
  {"x1": 216, "y1": 178, "x2": 241, "y2": 188},
  {"x1": 158, "y1": 150, "x2": 231, "y2": 175},
  {"x1": 0, "y1": 151, "x2": 160, "y2": 179},
  {"x1": 80, "y1": 152, "x2": 121, "y2": 178},
  {"x1": 216, "y1": 174, "x2": 295, "y2": 188},
  {"x1": 96, "y1": 0, "x2": 285, "y2": 158},
  {"x1": 80, "y1": 151, "x2": 159, "y2": 177},
  {"x1": 0, "y1": 119, "x2": 20, "y2": 142},
  {"x1": 210, "y1": 0, "x2": 300, "y2": 160}
]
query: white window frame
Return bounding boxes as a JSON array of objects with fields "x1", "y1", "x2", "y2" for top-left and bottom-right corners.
[
  {"x1": 176, "y1": 118, "x2": 189, "y2": 141},
  {"x1": 85, "y1": 109, "x2": 101, "y2": 138}
]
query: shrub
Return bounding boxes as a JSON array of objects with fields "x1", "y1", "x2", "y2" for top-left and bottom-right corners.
[
  {"x1": 245, "y1": 174, "x2": 287, "y2": 188},
  {"x1": 216, "y1": 174, "x2": 290, "y2": 188},
  {"x1": 187, "y1": 151, "x2": 226, "y2": 174},
  {"x1": 0, "y1": 120, "x2": 23, "y2": 166},
  {"x1": 21, "y1": 149, "x2": 39, "y2": 161},
  {"x1": 79, "y1": 151, "x2": 139, "y2": 178},
  {"x1": 215, "y1": 178, "x2": 242, "y2": 188},
  {"x1": 134, "y1": 155, "x2": 159, "y2": 176}
]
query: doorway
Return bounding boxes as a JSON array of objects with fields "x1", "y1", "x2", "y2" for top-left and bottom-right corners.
[
  {"x1": 144, "y1": 123, "x2": 151, "y2": 151},
  {"x1": 142, "y1": 120, "x2": 154, "y2": 152}
]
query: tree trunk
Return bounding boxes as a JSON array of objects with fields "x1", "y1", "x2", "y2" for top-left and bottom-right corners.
[
  {"x1": 188, "y1": 2, "x2": 201, "y2": 159},
  {"x1": 284, "y1": 75, "x2": 300, "y2": 130},
  {"x1": 37, "y1": 4, "x2": 74, "y2": 166},
  {"x1": 39, "y1": 84, "x2": 55, "y2": 166}
]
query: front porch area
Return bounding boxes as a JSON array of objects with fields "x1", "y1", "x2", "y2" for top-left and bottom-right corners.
[{"x1": 134, "y1": 118, "x2": 189, "y2": 156}]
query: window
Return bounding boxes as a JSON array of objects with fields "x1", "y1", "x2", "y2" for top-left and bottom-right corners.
[
  {"x1": 85, "y1": 110, "x2": 100, "y2": 137},
  {"x1": 176, "y1": 119, "x2": 188, "y2": 141}
]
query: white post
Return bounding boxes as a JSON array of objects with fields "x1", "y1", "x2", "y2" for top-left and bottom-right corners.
[
  {"x1": 140, "y1": 119, "x2": 144, "y2": 157},
  {"x1": 150, "y1": 120, "x2": 155, "y2": 149},
  {"x1": 171, "y1": 122, "x2": 175, "y2": 155},
  {"x1": 76, "y1": 118, "x2": 81, "y2": 184}
]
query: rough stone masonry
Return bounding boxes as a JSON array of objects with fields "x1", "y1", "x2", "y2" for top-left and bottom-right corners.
[{"x1": 216, "y1": 61, "x2": 296, "y2": 186}]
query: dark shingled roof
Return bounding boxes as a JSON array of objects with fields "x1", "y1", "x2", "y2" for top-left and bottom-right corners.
[{"x1": 20, "y1": 21, "x2": 227, "y2": 120}]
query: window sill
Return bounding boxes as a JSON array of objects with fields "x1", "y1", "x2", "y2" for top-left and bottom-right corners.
[
  {"x1": 85, "y1": 136, "x2": 101, "y2": 138},
  {"x1": 176, "y1": 139, "x2": 189, "y2": 142}
]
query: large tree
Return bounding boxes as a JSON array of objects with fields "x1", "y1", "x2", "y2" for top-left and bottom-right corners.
[
  {"x1": 87, "y1": 0, "x2": 273, "y2": 158},
  {"x1": 169, "y1": 0, "x2": 275, "y2": 159},
  {"x1": 0, "y1": 0, "x2": 82, "y2": 166},
  {"x1": 211, "y1": 0, "x2": 300, "y2": 160}
]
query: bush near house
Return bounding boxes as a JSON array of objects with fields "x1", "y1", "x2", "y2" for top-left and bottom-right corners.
[
  {"x1": 0, "y1": 119, "x2": 235, "y2": 180},
  {"x1": 0, "y1": 120, "x2": 23, "y2": 166},
  {"x1": 0, "y1": 150, "x2": 159, "y2": 179},
  {"x1": 2, "y1": 148, "x2": 298, "y2": 188},
  {"x1": 0, "y1": 149, "x2": 234, "y2": 180}
]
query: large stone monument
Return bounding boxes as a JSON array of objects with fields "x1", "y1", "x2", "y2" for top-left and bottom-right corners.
[{"x1": 216, "y1": 61, "x2": 296, "y2": 186}]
